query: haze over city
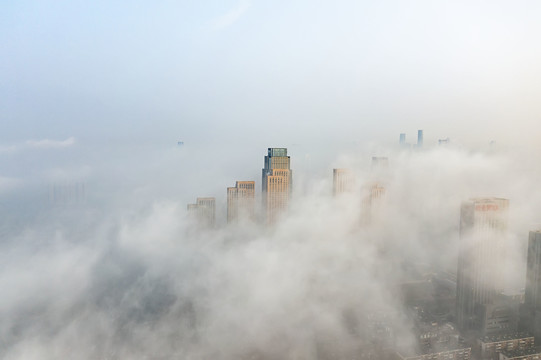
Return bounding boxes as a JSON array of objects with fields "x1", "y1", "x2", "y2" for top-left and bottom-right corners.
[{"x1": 1, "y1": 1, "x2": 541, "y2": 359}]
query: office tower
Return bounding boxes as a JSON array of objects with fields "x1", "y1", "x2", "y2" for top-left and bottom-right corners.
[
  {"x1": 187, "y1": 197, "x2": 216, "y2": 227},
  {"x1": 417, "y1": 130, "x2": 423, "y2": 147},
  {"x1": 333, "y1": 169, "x2": 355, "y2": 195},
  {"x1": 262, "y1": 148, "x2": 292, "y2": 224},
  {"x1": 400, "y1": 133, "x2": 406, "y2": 146},
  {"x1": 456, "y1": 198, "x2": 509, "y2": 332},
  {"x1": 522, "y1": 231, "x2": 541, "y2": 338},
  {"x1": 227, "y1": 181, "x2": 255, "y2": 223}
]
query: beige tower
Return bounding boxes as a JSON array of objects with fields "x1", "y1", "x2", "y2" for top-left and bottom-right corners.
[
  {"x1": 227, "y1": 181, "x2": 255, "y2": 223},
  {"x1": 333, "y1": 169, "x2": 355, "y2": 195},
  {"x1": 262, "y1": 148, "x2": 292, "y2": 224},
  {"x1": 456, "y1": 197, "x2": 509, "y2": 332},
  {"x1": 187, "y1": 197, "x2": 216, "y2": 228}
]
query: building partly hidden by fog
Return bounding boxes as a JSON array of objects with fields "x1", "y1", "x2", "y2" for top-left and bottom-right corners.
[
  {"x1": 227, "y1": 181, "x2": 255, "y2": 223},
  {"x1": 262, "y1": 148, "x2": 292, "y2": 224},
  {"x1": 456, "y1": 198, "x2": 519, "y2": 336},
  {"x1": 48, "y1": 182, "x2": 86, "y2": 205},
  {"x1": 332, "y1": 168, "x2": 355, "y2": 195},
  {"x1": 187, "y1": 197, "x2": 216, "y2": 228},
  {"x1": 521, "y1": 231, "x2": 541, "y2": 339}
]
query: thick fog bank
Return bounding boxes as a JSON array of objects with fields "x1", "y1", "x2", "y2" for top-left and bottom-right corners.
[{"x1": 0, "y1": 144, "x2": 540, "y2": 359}]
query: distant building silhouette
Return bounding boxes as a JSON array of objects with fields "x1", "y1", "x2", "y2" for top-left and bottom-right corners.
[
  {"x1": 49, "y1": 182, "x2": 86, "y2": 205},
  {"x1": 456, "y1": 198, "x2": 509, "y2": 333},
  {"x1": 417, "y1": 130, "x2": 424, "y2": 148},
  {"x1": 438, "y1": 138, "x2": 450, "y2": 146},
  {"x1": 333, "y1": 169, "x2": 355, "y2": 195},
  {"x1": 262, "y1": 148, "x2": 292, "y2": 224},
  {"x1": 227, "y1": 181, "x2": 255, "y2": 223},
  {"x1": 400, "y1": 133, "x2": 406, "y2": 146}
]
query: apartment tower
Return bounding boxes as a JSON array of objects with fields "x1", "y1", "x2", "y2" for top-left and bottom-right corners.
[{"x1": 262, "y1": 148, "x2": 292, "y2": 224}]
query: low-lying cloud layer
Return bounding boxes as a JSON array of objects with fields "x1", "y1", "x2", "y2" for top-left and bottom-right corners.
[{"x1": 0, "y1": 142, "x2": 539, "y2": 359}]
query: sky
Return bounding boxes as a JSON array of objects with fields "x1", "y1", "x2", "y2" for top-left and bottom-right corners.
[
  {"x1": 2, "y1": 0, "x2": 541, "y2": 149},
  {"x1": 1, "y1": 1, "x2": 541, "y2": 359}
]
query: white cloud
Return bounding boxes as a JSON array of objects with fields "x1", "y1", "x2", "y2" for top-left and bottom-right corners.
[
  {"x1": 210, "y1": 0, "x2": 251, "y2": 30},
  {"x1": 26, "y1": 137, "x2": 76, "y2": 149}
]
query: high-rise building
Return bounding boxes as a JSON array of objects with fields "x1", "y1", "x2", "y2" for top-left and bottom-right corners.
[
  {"x1": 262, "y1": 148, "x2": 292, "y2": 224},
  {"x1": 521, "y1": 231, "x2": 541, "y2": 338},
  {"x1": 227, "y1": 181, "x2": 255, "y2": 223},
  {"x1": 400, "y1": 133, "x2": 406, "y2": 146},
  {"x1": 456, "y1": 198, "x2": 509, "y2": 332},
  {"x1": 417, "y1": 130, "x2": 424, "y2": 148},
  {"x1": 333, "y1": 169, "x2": 355, "y2": 195},
  {"x1": 187, "y1": 197, "x2": 216, "y2": 227}
]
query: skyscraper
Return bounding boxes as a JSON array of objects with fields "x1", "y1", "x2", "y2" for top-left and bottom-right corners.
[
  {"x1": 400, "y1": 133, "x2": 406, "y2": 146},
  {"x1": 456, "y1": 198, "x2": 509, "y2": 332},
  {"x1": 522, "y1": 231, "x2": 541, "y2": 337},
  {"x1": 333, "y1": 169, "x2": 355, "y2": 195},
  {"x1": 417, "y1": 130, "x2": 424, "y2": 147},
  {"x1": 262, "y1": 148, "x2": 292, "y2": 224},
  {"x1": 227, "y1": 181, "x2": 255, "y2": 223}
]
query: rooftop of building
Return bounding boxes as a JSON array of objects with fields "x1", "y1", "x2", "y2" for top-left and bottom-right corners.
[
  {"x1": 479, "y1": 332, "x2": 533, "y2": 344},
  {"x1": 500, "y1": 347, "x2": 540, "y2": 358},
  {"x1": 267, "y1": 148, "x2": 288, "y2": 157},
  {"x1": 396, "y1": 345, "x2": 470, "y2": 358},
  {"x1": 469, "y1": 197, "x2": 509, "y2": 203}
]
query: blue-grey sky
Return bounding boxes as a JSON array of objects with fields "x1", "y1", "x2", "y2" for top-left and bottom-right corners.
[{"x1": 2, "y1": 0, "x2": 541, "y2": 148}]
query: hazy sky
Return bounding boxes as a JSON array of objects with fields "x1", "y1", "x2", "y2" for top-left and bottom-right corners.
[{"x1": 2, "y1": 0, "x2": 541, "y2": 148}]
